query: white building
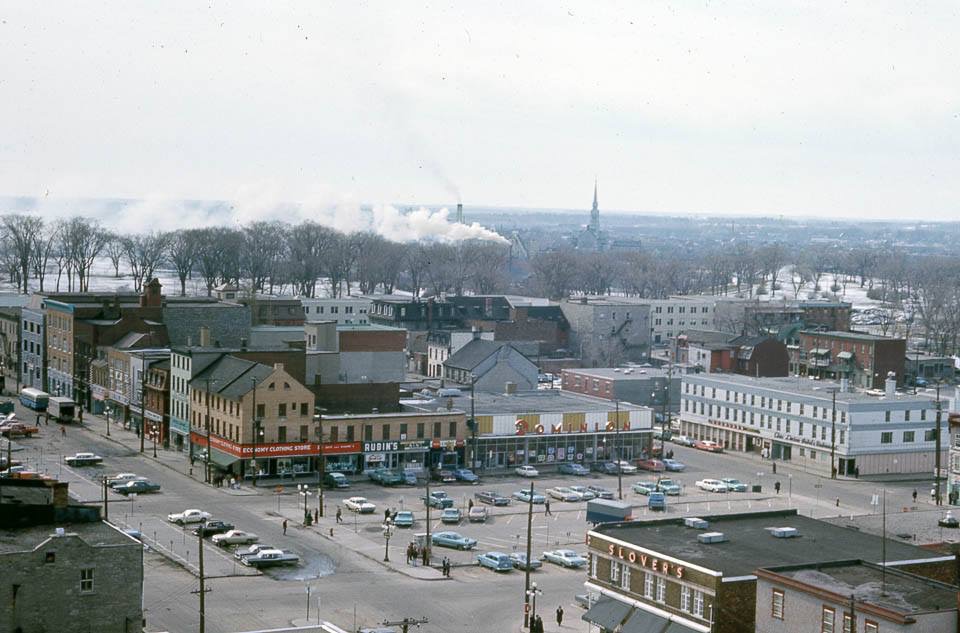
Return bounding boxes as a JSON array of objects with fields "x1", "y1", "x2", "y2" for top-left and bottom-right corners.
[
  {"x1": 679, "y1": 373, "x2": 948, "y2": 476},
  {"x1": 647, "y1": 297, "x2": 715, "y2": 346},
  {"x1": 426, "y1": 330, "x2": 493, "y2": 379},
  {"x1": 301, "y1": 297, "x2": 371, "y2": 325}
]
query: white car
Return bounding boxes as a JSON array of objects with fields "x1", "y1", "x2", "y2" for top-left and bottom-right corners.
[
  {"x1": 568, "y1": 486, "x2": 596, "y2": 501},
  {"x1": 107, "y1": 472, "x2": 143, "y2": 487},
  {"x1": 212, "y1": 530, "x2": 259, "y2": 546},
  {"x1": 696, "y1": 479, "x2": 729, "y2": 493},
  {"x1": 344, "y1": 496, "x2": 376, "y2": 513},
  {"x1": 613, "y1": 460, "x2": 638, "y2": 474},
  {"x1": 542, "y1": 549, "x2": 588, "y2": 568},
  {"x1": 515, "y1": 465, "x2": 540, "y2": 478},
  {"x1": 167, "y1": 509, "x2": 212, "y2": 525},
  {"x1": 546, "y1": 487, "x2": 580, "y2": 502}
]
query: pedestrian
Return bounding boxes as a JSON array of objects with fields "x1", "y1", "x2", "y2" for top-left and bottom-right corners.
[
  {"x1": 772, "y1": 462, "x2": 777, "y2": 474},
  {"x1": 545, "y1": 499, "x2": 552, "y2": 516},
  {"x1": 336, "y1": 507, "x2": 343, "y2": 524},
  {"x1": 854, "y1": 466, "x2": 860, "y2": 479},
  {"x1": 422, "y1": 545, "x2": 429, "y2": 566},
  {"x1": 913, "y1": 489, "x2": 918, "y2": 503},
  {"x1": 282, "y1": 519, "x2": 288, "y2": 535},
  {"x1": 835, "y1": 497, "x2": 840, "y2": 507},
  {"x1": 556, "y1": 605, "x2": 564, "y2": 626},
  {"x1": 60, "y1": 425, "x2": 66, "y2": 437},
  {"x1": 468, "y1": 498, "x2": 474, "y2": 510},
  {"x1": 774, "y1": 481, "x2": 781, "y2": 494},
  {"x1": 384, "y1": 508, "x2": 390, "y2": 522},
  {"x1": 406, "y1": 543, "x2": 412, "y2": 564},
  {"x1": 313, "y1": 508, "x2": 319, "y2": 523},
  {"x1": 535, "y1": 615, "x2": 544, "y2": 633}
]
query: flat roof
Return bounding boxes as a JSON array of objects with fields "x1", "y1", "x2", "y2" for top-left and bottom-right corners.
[
  {"x1": 564, "y1": 367, "x2": 675, "y2": 381},
  {"x1": 0, "y1": 520, "x2": 134, "y2": 554},
  {"x1": 406, "y1": 388, "x2": 649, "y2": 415},
  {"x1": 592, "y1": 510, "x2": 944, "y2": 578},
  {"x1": 684, "y1": 374, "x2": 937, "y2": 405},
  {"x1": 801, "y1": 330, "x2": 903, "y2": 342},
  {"x1": 335, "y1": 323, "x2": 404, "y2": 332},
  {"x1": 768, "y1": 561, "x2": 957, "y2": 614}
]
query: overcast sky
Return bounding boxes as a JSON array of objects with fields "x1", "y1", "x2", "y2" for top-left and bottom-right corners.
[{"x1": 1, "y1": 2, "x2": 958, "y2": 221}]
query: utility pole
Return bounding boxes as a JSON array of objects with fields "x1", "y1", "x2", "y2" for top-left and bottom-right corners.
[
  {"x1": 615, "y1": 399, "x2": 622, "y2": 500},
  {"x1": 204, "y1": 377, "x2": 216, "y2": 484},
  {"x1": 102, "y1": 476, "x2": 109, "y2": 521},
  {"x1": 191, "y1": 527, "x2": 210, "y2": 633},
  {"x1": 523, "y1": 480, "x2": 534, "y2": 629},
  {"x1": 316, "y1": 411, "x2": 324, "y2": 517},
  {"x1": 935, "y1": 383, "x2": 943, "y2": 506},
  {"x1": 830, "y1": 388, "x2": 837, "y2": 479},
  {"x1": 381, "y1": 617, "x2": 428, "y2": 633},
  {"x1": 424, "y1": 475, "x2": 431, "y2": 564},
  {"x1": 139, "y1": 352, "x2": 147, "y2": 454},
  {"x1": 250, "y1": 377, "x2": 258, "y2": 487},
  {"x1": 469, "y1": 374, "x2": 477, "y2": 470},
  {"x1": 661, "y1": 362, "x2": 672, "y2": 460}
]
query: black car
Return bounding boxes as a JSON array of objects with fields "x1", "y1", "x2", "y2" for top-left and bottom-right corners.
[
  {"x1": 431, "y1": 469, "x2": 456, "y2": 483},
  {"x1": 114, "y1": 480, "x2": 161, "y2": 495},
  {"x1": 474, "y1": 490, "x2": 511, "y2": 506},
  {"x1": 193, "y1": 519, "x2": 235, "y2": 537},
  {"x1": 590, "y1": 462, "x2": 619, "y2": 475}
]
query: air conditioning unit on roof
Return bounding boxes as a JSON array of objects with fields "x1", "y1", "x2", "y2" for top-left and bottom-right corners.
[{"x1": 685, "y1": 517, "x2": 709, "y2": 529}]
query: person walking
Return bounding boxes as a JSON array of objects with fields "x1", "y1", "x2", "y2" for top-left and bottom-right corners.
[
  {"x1": 336, "y1": 507, "x2": 343, "y2": 524},
  {"x1": 835, "y1": 497, "x2": 840, "y2": 507},
  {"x1": 60, "y1": 425, "x2": 66, "y2": 437},
  {"x1": 534, "y1": 614, "x2": 544, "y2": 633},
  {"x1": 468, "y1": 498, "x2": 474, "y2": 510},
  {"x1": 556, "y1": 605, "x2": 564, "y2": 627},
  {"x1": 282, "y1": 519, "x2": 288, "y2": 535},
  {"x1": 544, "y1": 499, "x2": 552, "y2": 516},
  {"x1": 774, "y1": 481, "x2": 781, "y2": 494},
  {"x1": 772, "y1": 462, "x2": 777, "y2": 474},
  {"x1": 421, "y1": 545, "x2": 429, "y2": 566},
  {"x1": 313, "y1": 508, "x2": 319, "y2": 524},
  {"x1": 912, "y1": 489, "x2": 918, "y2": 503}
]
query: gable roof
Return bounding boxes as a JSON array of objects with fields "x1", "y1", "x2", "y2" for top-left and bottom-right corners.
[
  {"x1": 444, "y1": 339, "x2": 520, "y2": 371},
  {"x1": 190, "y1": 355, "x2": 276, "y2": 400}
]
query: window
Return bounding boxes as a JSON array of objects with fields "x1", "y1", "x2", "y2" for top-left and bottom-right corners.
[
  {"x1": 279, "y1": 403, "x2": 287, "y2": 417},
  {"x1": 80, "y1": 567, "x2": 94, "y2": 592},
  {"x1": 45, "y1": 551, "x2": 55, "y2": 563},
  {"x1": 590, "y1": 555, "x2": 598, "y2": 579},
  {"x1": 771, "y1": 589, "x2": 784, "y2": 620},
  {"x1": 644, "y1": 574, "x2": 654, "y2": 598},
  {"x1": 364, "y1": 425, "x2": 373, "y2": 441},
  {"x1": 842, "y1": 613, "x2": 853, "y2": 633},
  {"x1": 449, "y1": 421, "x2": 457, "y2": 438},
  {"x1": 885, "y1": 411, "x2": 891, "y2": 422},
  {"x1": 924, "y1": 429, "x2": 936, "y2": 442},
  {"x1": 417, "y1": 423, "x2": 425, "y2": 439},
  {"x1": 655, "y1": 577, "x2": 666, "y2": 603},
  {"x1": 346, "y1": 425, "x2": 355, "y2": 441},
  {"x1": 821, "y1": 606, "x2": 835, "y2": 633},
  {"x1": 300, "y1": 403, "x2": 309, "y2": 416},
  {"x1": 256, "y1": 404, "x2": 265, "y2": 419},
  {"x1": 382, "y1": 424, "x2": 390, "y2": 440},
  {"x1": 903, "y1": 431, "x2": 915, "y2": 443},
  {"x1": 693, "y1": 590, "x2": 704, "y2": 617},
  {"x1": 299, "y1": 425, "x2": 308, "y2": 442},
  {"x1": 904, "y1": 410, "x2": 910, "y2": 421},
  {"x1": 681, "y1": 585, "x2": 691, "y2": 612},
  {"x1": 864, "y1": 620, "x2": 878, "y2": 633},
  {"x1": 610, "y1": 561, "x2": 620, "y2": 583},
  {"x1": 621, "y1": 566, "x2": 631, "y2": 590},
  {"x1": 277, "y1": 426, "x2": 287, "y2": 443},
  {"x1": 921, "y1": 409, "x2": 927, "y2": 421},
  {"x1": 434, "y1": 422, "x2": 442, "y2": 438}
]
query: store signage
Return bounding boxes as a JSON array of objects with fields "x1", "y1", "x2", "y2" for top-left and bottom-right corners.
[
  {"x1": 363, "y1": 441, "x2": 399, "y2": 453},
  {"x1": 401, "y1": 440, "x2": 430, "y2": 451},
  {"x1": 189, "y1": 432, "x2": 360, "y2": 458},
  {"x1": 602, "y1": 541, "x2": 684, "y2": 578},
  {"x1": 514, "y1": 418, "x2": 631, "y2": 436},
  {"x1": 774, "y1": 432, "x2": 832, "y2": 449}
]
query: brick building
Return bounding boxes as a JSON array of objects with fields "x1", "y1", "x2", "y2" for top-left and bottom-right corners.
[
  {"x1": 0, "y1": 306, "x2": 21, "y2": 393},
  {"x1": 561, "y1": 367, "x2": 681, "y2": 413},
  {"x1": 676, "y1": 331, "x2": 789, "y2": 377},
  {"x1": 305, "y1": 321, "x2": 406, "y2": 385},
  {"x1": 795, "y1": 330, "x2": 906, "y2": 389},
  {"x1": 583, "y1": 510, "x2": 953, "y2": 633}
]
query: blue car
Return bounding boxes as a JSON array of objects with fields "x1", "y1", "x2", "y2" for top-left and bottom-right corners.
[
  {"x1": 662, "y1": 459, "x2": 686, "y2": 472},
  {"x1": 512, "y1": 489, "x2": 546, "y2": 504},
  {"x1": 453, "y1": 468, "x2": 479, "y2": 483},
  {"x1": 477, "y1": 551, "x2": 513, "y2": 572},
  {"x1": 558, "y1": 463, "x2": 590, "y2": 476},
  {"x1": 393, "y1": 510, "x2": 415, "y2": 528},
  {"x1": 432, "y1": 531, "x2": 477, "y2": 550}
]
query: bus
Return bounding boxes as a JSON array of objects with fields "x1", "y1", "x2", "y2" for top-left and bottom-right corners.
[
  {"x1": 48, "y1": 396, "x2": 76, "y2": 423},
  {"x1": 19, "y1": 387, "x2": 49, "y2": 412}
]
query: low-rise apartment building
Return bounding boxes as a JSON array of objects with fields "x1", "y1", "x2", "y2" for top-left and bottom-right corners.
[
  {"x1": 302, "y1": 297, "x2": 372, "y2": 324},
  {"x1": 795, "y1": 330, "x2": 906, "y2": 389}
]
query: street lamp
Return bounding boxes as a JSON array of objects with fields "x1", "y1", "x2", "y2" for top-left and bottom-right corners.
[
  {"x1": 298, "y1": 483, "x2": 312, "y2": 524},
  {"x1": 105, "y1": 406, "x2": 112, "y2": 437},
  {"x1": 382, "y1": 517, "x2": 394, "y2": 562},
  {"x1": 469, "y1": 374, "x2": 478, "y2": 470},
  {"x1": 525, "y1": 581, "x2": 543, "y2": 629}
]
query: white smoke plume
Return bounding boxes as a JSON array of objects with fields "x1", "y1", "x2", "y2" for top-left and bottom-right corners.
[{"x1": 372, "y1": 205, "x2": 507, "y2": 244}]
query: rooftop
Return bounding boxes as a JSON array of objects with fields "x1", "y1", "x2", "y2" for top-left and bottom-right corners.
[
  {"x1": 335, "y1": 323, "x2": 404, "y2": 332},
  {"x1": 190, "y1": 355, "x2": 276, "y2": 399},
  {"x1": 801, "y1": 330, "x2": 904, "y2": 343},
  {"x1": 764, "y1": 560, "x2": 958, "y2": 615},
  {"x1": 684, "y1": 374, "x2": 938, "y2": 405},
  {"x1": 405, "y1": 388, "x2": 648, "y2": 415},
  {"x1": 591, "y1": 510, "x2": 945, "y2": 578},
  {"x1": 0, "y1": 520, "x2": 134, "y2": 555},
  {"x1": 563, "y1": 367, "x2": 676, "y2": 381},
  {"x1": 445, "y1": 339, "x2": 520, "y2": 371}
]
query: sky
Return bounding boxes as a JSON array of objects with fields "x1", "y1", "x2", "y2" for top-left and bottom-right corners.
[{"x1": 1, "y1": 1, "x2": 958, "y2": 223}]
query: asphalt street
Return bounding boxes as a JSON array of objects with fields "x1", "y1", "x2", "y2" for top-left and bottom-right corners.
[{"x1": 6, "y1": 401, "x2": 945, "y2": 633}]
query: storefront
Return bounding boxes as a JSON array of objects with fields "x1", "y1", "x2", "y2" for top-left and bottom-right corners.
[
  {"x1": 361, "y1": 439, "x2": 462, "y2": 473},
  {"x1": 190, "y1": 431, "x2": 363, "y2": 480},
  {"x1": 476, "y1": 430, "x2": 650, "y2": 469}
]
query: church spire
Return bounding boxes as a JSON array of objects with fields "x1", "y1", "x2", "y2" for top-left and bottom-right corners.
[{"x1": 589, "y1": 178, "x2": 600, "y2": 232}]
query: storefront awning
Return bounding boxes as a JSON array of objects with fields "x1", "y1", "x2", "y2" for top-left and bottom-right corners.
[
  {"x1": 665, "y1": 621, "x2": 701, "y2": 633},
  {"x1": 209, "y1": 448, "x2": 238, "y2": 469},
  {"x1": 836, "y1": 351, "x2": 853, "y2": 360},
  {"x1": 621, "y1": 607, "x2": 701, "y2": 633},
  {"x1": 581, "y1": 597, "x2": 633, "y2": 630},
  {"x1": 809, "y1": 348, "x2": 831, "y2": 355}
]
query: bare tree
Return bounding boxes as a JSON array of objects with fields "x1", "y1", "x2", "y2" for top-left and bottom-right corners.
[
  {"x1": 30, "y1": 226, "x2": 58, "y2": 293},
  {"x1": 401, "y1": 244, "x2": 432, "y2": 299},
  {"x1": 167, "y1": 229, "x2": 199, "y2": 296},
  {"x1": 286, "y1": 222, "x2": 338, "y2": 297},
  {"x1": 122, "y1": 231, "x2": 171, "y2": 293},
  {"x1": 104, "y1": 234, "x2": 125, "y2": 278},
  {"x1": 757, "y1": 243, "x2": 787, "y2": 297},
  {"x1": 323, "y1": 231, "x2": 355, "y2": 298},
  {"x1": 530, "y1": 250, "x2": 579, "y2": 300},
  {"x1": 61, "y1": 217, "x2": 110, "y2": 292},
  {"x1": 242, "y1": 221, "x2": 288, "y2": 293},
  {"x1": 1, "y1": 214, "x2": 43, "y2": 293},
  {"x1": 469, "y1": 242, "x2": 510, "y2": 294}
]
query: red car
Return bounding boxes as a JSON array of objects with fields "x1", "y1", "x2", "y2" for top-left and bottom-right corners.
[
  {"x1": 636, "y1": 458, "x2": 665, "y2": 472},
  {"x1": 693, "y1": 440, "x2": 724, "y2": 453}
]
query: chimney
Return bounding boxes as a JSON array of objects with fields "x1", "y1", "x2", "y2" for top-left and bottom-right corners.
[
  {"x1": 240, "y1": 337, "x2": 248, "y2": 351},
  {"x1": 472, "y1": 326, "x2": 480, "y2": 341},
  {"x1": 505, "y1": 381, "x2": 516, "y2": 395},
  {"x1": 186, "y1": 335, "x2": 193, "y2": 347},
  {"x1": 199, "y1": 326, "x2": 211, "y2": 347},
  {"x1": 273, "y1": 363, "x2": 284, "y2": 371},
  {"x1": 885, "y1": 371, "x2": 896, "y2": 398},
  {"x1": 456, "y1": 203, "x2": 464, "y2": 224}
]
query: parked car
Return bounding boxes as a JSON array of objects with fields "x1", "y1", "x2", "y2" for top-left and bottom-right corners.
[
  {"x1": 392, "y1": 510, "x2": 415, "y2": 528},
  {"x1": 440, "y1": 508, "x2": 462, "y2": 524},
  {"x1": 568, "y1": 486, "x2": 596, "y2": 500},
  {"x1": 107, "y1": 473, "x2": 146, "y2": 488},
  {"x1": 655, "y1": 479, "x2": 681, "y2": 495},
  {"x1": 377, "y1": 470, "x2": 403, "y2": 486},
  {"x1": 720, "y1": 478, "x2": 748, "y2": 492},
  {"x1": 65, "y1": 452, "x2": 102, "y2": 466},
  {"x1": 515, "y1": 465, "x2": 540, "y2": 478},
  {"x1": 193, "y1": 519, "x2": 235, "y2": 537},
  {"x1": 323, "y1": 472, "x2": 350, "y2": 488},
  {"x1": 672, "y1": 435, "x2": 696, "y2": 447},
  {"x1": 648, "y1": 492, "x2": 666, "y2": 511},
  {"x1": 696, "y1": 478, "x2": 729, "y2": 492},
  {"x1": 476, "y1": 551, "x2": 513, "y2": 572},
  {"x1": 468, "y1": 506, "x2": 488, "y2": 522},
  {"x1": 632, "y1": 481, "x2": 658, "y2": 495},
  {"x1": 241, "y1": 548, "x2": 300, "y2": 567},
  {"x1": 431, "y1": 469, "x2": 456, "y2": 483},
  {"x1": 422, "y1": 491, "x2": 454, "y2": 509},
  {"x1": 542, "y1": 549, "x2": 587, "y2": 568},
  {"x1": 212, "y1": 530, "x2": 259, "y2": 546},
  {"x1": 114, "y1": 479, "x2": 161, "y2": 495},
  {"x1": 344, "y1": 496, "x2": 377, "y2": 513},
  {"x1": 662, "y1": 459, "x2": 686, "y2": 472},
  {"x1": 546, "y1": 487, "x2": 580, "y2": 502},
  {"x1": 558, "y1": 463, "x2": 590, "y2": 476},
  {"x1": 636, "y1": 458, "x2": 665, "y2": 472},
  {"x1": 401, "y1": 469, "x2": 418, "y2": 485},
  {"x1": 431, "y1": 531, "x2": 477, "y2": 550},
  {"x1": 474, "y1": 490, "x2": 511, "y2": 506},
  {"x1": 613, "y1": 460, "x2": 638, "y2": 474},
  {"x1": 367, "y1": 468, "x2": 386, "y2": 483},
  {"x1": 586, "y1": 485, "x2": 615, "y2": 500},
  {"x1": 509, "y1": 552, "x2": 542, "y2": 571},
  {"x1": 512, "y1": 489, "x2": 546, "y2": 504},
  {"x1": 0, "y1": 422, "x2": 39, "y2": 438},
  {"x1": 167, "y1": 509, "x2": 211, "y2": 525},
  {"x1": 234, "y1": 543, "x2": 276, "y2": 561},
  {"x1": 453, "y1": 468, "x2": 479, "y2": 483},
  {"x1": 590, "y1": 461, "x2": 619, "y2": 474},
  {"x1": 694, "y1": 440, "x2": 724, "y2": 453}
]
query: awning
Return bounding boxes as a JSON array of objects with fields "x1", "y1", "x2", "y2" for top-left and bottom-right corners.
[
  {"x1": 582, "y1": 597, "x2": 634, "y2": 631},
  {"x1": 209, "y1": 448, "x2": 238, "y2": 469},
  {"x1": 836, "y1": 351, "x2": 853, "y2": 360},
  {"x1": 809, "y1": 348, "x2": 831, "y2": 355},
  {"x1": 665, "y1": 622, "x2": 700, "y2": 633},
  {"x1": 621, "y1": 607, "x2": 701, "y2": 633}
]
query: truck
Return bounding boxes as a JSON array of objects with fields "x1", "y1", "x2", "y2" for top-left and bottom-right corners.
[
  {"x1": 586, "y1": 499, "x2": 633, "y2": 525},
  {"x1": 47, "y1": 397, "x2": 76, "y2": 423}
]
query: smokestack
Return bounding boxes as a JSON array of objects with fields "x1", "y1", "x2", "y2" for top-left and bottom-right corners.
[
  {"x1": 199, "y1": 326, "x2": 211, "y2": 347},
  {"x1": 456, "y1": 203, "x2": 463, "y2": 224},
  {"x1": 885, "y1": 371, "x2": 896, "y2": 398}
]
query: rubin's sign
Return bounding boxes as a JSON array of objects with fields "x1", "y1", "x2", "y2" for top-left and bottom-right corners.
[{"x1": 515, "y1": 419, "x2": 631, "y2": 435}]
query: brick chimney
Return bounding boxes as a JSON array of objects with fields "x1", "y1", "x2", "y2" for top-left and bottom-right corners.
[{"x1": 140, "y1": 278, "x2": 163, "y2": 308}]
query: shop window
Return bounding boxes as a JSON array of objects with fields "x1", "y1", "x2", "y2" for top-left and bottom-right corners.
[
  {"x1": 621, "y1": 566, "x2": 631, "y2": 590},
  {"x1": 693, "y1": 590, "x2": 704, "y2": 617},
  {"x1": 681, "y1": 585, "x2": 691, "y2": 612},
  {"x1": 655, "y1": 577, "x2": 666, "y2": 602},
  {"x1": 644, "y1": 574, "x2": 654, "y2": 598},
  {"x1": 277, "y1": 426, "x2": 287, "y2": 443},
  {"x1": 610, "y1": 561, "x2": 620, "y2": 583}
]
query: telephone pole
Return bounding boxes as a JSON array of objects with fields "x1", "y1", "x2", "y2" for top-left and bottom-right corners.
[
  {"x1": 381, "y1": 617, "x2": 428, "y2": 633},
  {"x1": 523, "y1": 480, "x2": 534, "y2": 628},
  {"x1": 191, "y1": 527, "x2": 211, "y2": 633}
]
